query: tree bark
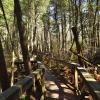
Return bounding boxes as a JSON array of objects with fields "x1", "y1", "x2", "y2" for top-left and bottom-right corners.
[
  {"x1": 14, "y1": 0, "x2": 31, "y2": 75},
  {"x1": 71, "y1": 27, "x2": 83, "y2": 66},
  {"x1": 0, "y1": 39, "x2": 10, "y2": 91},
  {"x1": 54, "y1": 3, "x2": 60, "y2": 56}
]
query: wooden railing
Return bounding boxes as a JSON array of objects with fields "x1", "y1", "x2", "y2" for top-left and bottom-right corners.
[
  {"x1": 49, "y1": 58, "x2": 100, "y2": 100},
  {"x1": 70, "y1": 62, "x2": 100, "y2": 100},
  {"x1": 0, "y1": 61, "x2": 45, "y2": 100}
]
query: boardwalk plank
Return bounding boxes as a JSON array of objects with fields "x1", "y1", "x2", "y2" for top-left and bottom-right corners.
[{"x1": 44, "y1": 69, "x2": 78, "y2": 100}]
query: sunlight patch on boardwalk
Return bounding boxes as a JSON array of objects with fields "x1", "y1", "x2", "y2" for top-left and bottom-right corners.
[{"x1": 44, "y1": 69, "x2": 78, "y2": 100}]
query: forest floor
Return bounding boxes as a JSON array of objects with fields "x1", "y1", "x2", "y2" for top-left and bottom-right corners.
[{"x1": 44, "y1": 69, "x2": 79, "y2": 100}]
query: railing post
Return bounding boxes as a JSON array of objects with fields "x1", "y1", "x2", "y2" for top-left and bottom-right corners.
[
  {"x1": 40, "y1": 73, "x2": 46, "y2": 100},
  {"x1": 75, "y1": 66, "x2": 79, "y2": 95},
  {"x1": 37, "y1": 65, "x2": 46, "y2": 100},
  {"x1": 25, "y1": 86, "x2": 32, "y2": 100},
  {"x1": 49, "y1": 59, "x2": 52, "y2": 69}
]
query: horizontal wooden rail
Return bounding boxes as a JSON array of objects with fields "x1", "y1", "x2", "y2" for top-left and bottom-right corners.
[
  {"x1": 70, "y1": 62, "x2": 100, "y2": 100},
  {"x1": 70, "y1": 50, "x2": 97, "y2": 67},
  {"x1": 0, "y1": 62, "x2": 45, "y2": 100}
]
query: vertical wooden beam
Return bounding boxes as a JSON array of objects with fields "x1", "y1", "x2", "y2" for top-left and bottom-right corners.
[
  {"x1": 11, "y1": 51, "x2": 15, "y2": 86},
  {"x1": 75, "y1": 67, "x2": 78, "y2": 94},
  {"x1": 40, "y1": 72, "x2": 46, "y2": 100}
]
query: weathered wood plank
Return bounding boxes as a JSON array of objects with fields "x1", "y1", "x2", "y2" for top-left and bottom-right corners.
[
  {"x1": 0, "y1": 86, "x2": 20, "y2": 100},
  {"x1": 15, "y1": 76, "x2": 33, "y2": 94},
  {"x1": 0, "y1": 76, "x2": 33, "y2": 100},
  {"x1": 0, "y1": 62, "x2": 45, "y2": 100},
  {"x1": 76, "y1": 67, "x2": 100, "y2": 100}
]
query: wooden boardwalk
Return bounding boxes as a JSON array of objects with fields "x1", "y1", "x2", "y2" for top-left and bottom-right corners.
[{"x1": 44, "y1": 69, "x2": 78, "y2": 100}]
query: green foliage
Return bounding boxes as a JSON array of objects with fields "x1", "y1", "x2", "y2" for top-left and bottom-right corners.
[
  {"x1": 1, "y1": 0, "x2": 14, "y2": 23},
  {"x1": 58, "y1": 0, "x2": 69, "y2": 11},
  {"x1": 41, "y1": 13, "x2": 49, "y2": 23}
]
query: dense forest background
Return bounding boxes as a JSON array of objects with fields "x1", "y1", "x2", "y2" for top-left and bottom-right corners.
[{"x1": 0, "y1": 0, "x2": 100, "y2": 65}]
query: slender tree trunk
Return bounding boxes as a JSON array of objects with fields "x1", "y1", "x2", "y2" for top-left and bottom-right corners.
[
  {"x1": 33, "y1": 2, "x2": 38, "y2": 53},
  {"x1": 14, "y1": 0, "x2": 31, "y2": 75},
  {"x1": 33, "y1": 11, "x2": 37, "y2": 44},
  {"x1": 0, "y1": 0, "x2": 9, "y2": 33},
  {"x1": 54, "y1": 3, "x2": 60, "y2": 57},
  {"x1": 47, "y1": 16, "x2": 52, "y2": 53},
  {"x1": 97, "y1": 22, "x2": 99, "y2": 47},
  {"x1": 43, "y1": 23, "x2": 49, "y2": 52},
  {"x1": 61, "y1": 11, "x2": 64, "y2": 50},
  {"x1": 0, "y1": 39, "x2": 10, "y2": 91},
  {"x1": 92, "y1": 0, "x2": 99, "y2": 51},
  {"x1": 71, "y1": 27, "x2": 83, "y2": 66},
  {"x1": 79, "y1": 0, "x2": 84, "y2": 45},
  {"x1": 63, "y1": 11, "x2": 67, "y2": 51},
  {"x1": 74, "y1": 0, "x2": 78, "y2": 27}
]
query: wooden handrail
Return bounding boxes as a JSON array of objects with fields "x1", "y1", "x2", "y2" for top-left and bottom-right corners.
[
  {"x1": 49, "y1": 58, "x2": 100, "y2": 100},
  {"x1": 70, "y1": 62, "x2": 100, "y2": 100},
  {"x1": 70, "y1": 50, "x2": 97, "y2": 67},
  {"x1": 0, "y1": 62, "x2": 45, "y2": 100}
]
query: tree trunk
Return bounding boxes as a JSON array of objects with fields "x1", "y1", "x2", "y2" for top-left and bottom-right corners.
[
  {"x1": 0, "y1": 39, "x2": 10, "y2": 91},
  {"x1": 71, "y1": 27, "x2": 83, "y2": 66},
  {"x1": 14, "y1": 0, "x2": 31, "y2": 75},
  {"x1": 54, "y1": 3, "x2": 60, "y2": 57},
  {"x1": 61, "y1": 11, "x2": 64, "y2": 50}
]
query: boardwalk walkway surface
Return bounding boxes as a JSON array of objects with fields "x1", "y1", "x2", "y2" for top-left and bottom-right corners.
[{"x1": 44, "y1": 69, "x2": 78, "y2": 100}]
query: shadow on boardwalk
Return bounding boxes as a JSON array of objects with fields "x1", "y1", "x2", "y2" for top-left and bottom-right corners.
[{"x1": 44, "y1": 69, "x2": 79, "y2": 100}]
